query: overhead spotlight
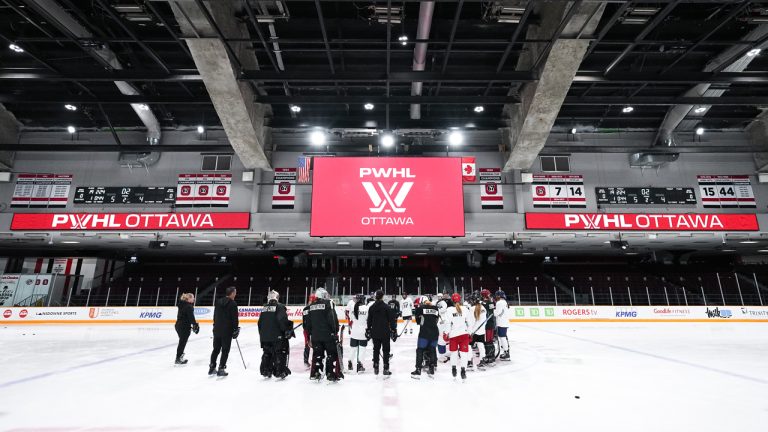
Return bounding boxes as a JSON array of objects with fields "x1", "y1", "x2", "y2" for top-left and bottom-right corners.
[
  {"x1": 693, "y1": 107, "x2": 707, "y2": 114},
  {"x1": 504, "y1": 240, "x2": 523, "y2": 250},
  {"x1": 747, "y1": 48, "x2": 762, "y2": 57},
  {"x1": 64, "y1": 104, "x2": 77, "y2": 111},
  {"x1": 380, "y1": 132, "x2": 395, "y2": 148},
  {"x1": 398, "y1": 35, "x2": 408, "y2": 46},
  {"x1": 473, "y1": 105, "x2": 484, "y2": 113},
  {"x1": 448, "y1": 130, "x2": 464, "y2": 146},
  {"x1": 137, "y1": 103, "x2": 150, "y2": 111},
  {"x1": 571, "y1": 128, "x2": 577, "y2": 134},
  {"x1": 622, "y1": 106, "x2": 634, "y2": 113},
  {"x1": 309, "y1": 130, "x2": 327, "y2": 146},
  {"x1": 696, "y1": 127, "x2": 705, "y2": 136},
  {"x1": 67, "y1": 126, "x2": 76, "y2": 134},
  {"x1": 197, "y1": 125, "x2": 205, "y2": 134},
  {"x1": 290, "y1": 105, "x2": 302, "y2": 113},
  {"x1": 610, "y1": 240, "x2": 629, "y2": 250},
  {"x1": 258, "y1": 240, "x2": 276, "y2": 250},
  {"x1": 364, "y1": 103, "x2": 375, "y2": 110},
  {"x1": 8, "y1": 43, "x2": 24, "y2": 53}
]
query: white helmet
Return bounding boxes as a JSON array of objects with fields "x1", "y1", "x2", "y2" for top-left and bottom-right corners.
[
  {"x1": 267, "y1": 290, "x2": 279, "y2": 301},
  {"x1": 315, "y1": 287, "x2": 329, "y2": 300}
]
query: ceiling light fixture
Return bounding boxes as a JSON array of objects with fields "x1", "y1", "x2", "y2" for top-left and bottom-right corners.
[
  {"x1": 622, "y1": 106, "x2": 634, "y2": 113},
  {"x1": 61, "y1": 240, "x2": 80, "y2": 244},
  {"x1": 64, "y1": 104, "x2": 77, "y2": 111},
  {"x1": 747, "y1": 48, "x2": 762, "y2": 57},
  {"x1": 364, "y1": 103, "x2": 374, "y2": 110},
  {"x1": 693, "y1": 107, "x2": 707, "y2": 114},
  {"x1": 309, "y1": 130, "x2": 327, "y2": 146},
  {"x1": 137, "y1": 104, "x2": 150, "y2": 111},
  {"x1": 290, "y1": 105, "x2": 301, "y2": 113},
  {"x1": 380, "y1": 132, "x2": 395, "y2": 148},
  {"x1": 194, "y1": 239, "x2": 212, "y2": 243},
  {"x1": 67, "y1": 126, "x2": 76, "y2": 134},
  {"x1": 758, "y1": 249, "x2": 768, "y2": 253},
  {"x1": 448, "y1": 130, "x2": 464, "y2": 146},
  {"x1": 740, "y1": 240, "x2": 758, "y2": 244},
  {"x1": 696, "y1": 127, "x2": 705, "y2": 136},
  {"x1": 8, "y1": 43, "x2": 24, "y2": 53},
  {"x1": 473, "y1": 105, "x2": 484, "y2": 113},
  {"x1": 197, "y1": 125, "x2": 205, "y2": 134},
  {"x1": 570, "y1": 128, "x2": 577, "y2": 134},
  {"x1": 398, "y1": 35, "x2": 408, "y2": 46}
]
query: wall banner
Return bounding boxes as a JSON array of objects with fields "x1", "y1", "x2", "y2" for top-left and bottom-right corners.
[
  {"x1": 272, "y1": 168, "x2": 297, "y2": 209},
  {"x1": 11, "y1": 173, "x2": 72, "y2": 208},
  {"x1": 479, "y1": 168, "x2": 503, "y2": 210},
  {"x1": 697, "y1": 175, "x2": 756, "y2": 208},
  {"x1": 176, "y1": 174, "x2": 232, "y2": 208}
]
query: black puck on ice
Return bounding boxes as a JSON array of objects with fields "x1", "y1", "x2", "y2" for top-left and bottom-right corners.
[{"x1": 574, "y1": 395, "x2": 580, "y2": 399}]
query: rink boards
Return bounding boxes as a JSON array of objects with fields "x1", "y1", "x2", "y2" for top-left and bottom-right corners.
[{"x1": 2, "y1": 305, "x2": 767, "y2": 324}]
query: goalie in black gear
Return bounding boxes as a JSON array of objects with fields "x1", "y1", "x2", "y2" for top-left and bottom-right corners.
[
  {"x1": 258, "y1": 290, "x2": 294, "y2": 379},
  {"x1": 305, "y1": 287, "x2": 344, "y2": 381}
]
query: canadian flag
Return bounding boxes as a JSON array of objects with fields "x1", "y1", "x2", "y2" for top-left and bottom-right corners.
[{"x1": 462, "y1": 157, "x2": 476, "y2": 182}]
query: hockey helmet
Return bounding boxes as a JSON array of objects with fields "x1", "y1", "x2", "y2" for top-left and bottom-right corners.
[
  {"x1": 481, "y1": 289, "x2": 491, "y2": 299},
  {"x1": 315, "y1": 287, "x2": 329, "y2": 300},
  {"x1": 451, "y1": 293, "x2": 461, "y2": 303},
  {"x1": 267, "y1": 290, "x2": 279, "y2": 301},
  {"x1": 494, "y1": 290, "x2": 507, "y2": 300}
]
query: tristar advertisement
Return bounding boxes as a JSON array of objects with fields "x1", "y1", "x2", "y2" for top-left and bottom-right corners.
[
  {"x1": 525, "y1": 213, "x2": 759, "y2": 231},
  {"x1": 10, "y1": 212, "x2": 251, "y2": 231},
  {"x1": 310, "y1": 157, "x2": 465, "y2": 237}
]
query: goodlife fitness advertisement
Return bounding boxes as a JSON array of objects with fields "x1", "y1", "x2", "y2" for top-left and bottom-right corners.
[
  {"x1": 310, "y1": 157, "x2": 465, "y2": 237},
  {"x1": 526, "y1": 213, "x2": 759, "y2": 231}
]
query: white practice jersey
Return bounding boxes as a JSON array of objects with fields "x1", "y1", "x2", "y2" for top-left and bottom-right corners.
[
  {"x1": 345, "y1": 299, "x2": 356, "y2": 320},
  {"x1": 494, "y1": 299, "x2": 509, "y2": 327},
  {"x1": 349, "y1": 302, "x2": 370, "y2": 340},
  {"x1": 445, "y1": 305, "x2": 471, "y2": 338},
  {"x1": 400, "y1": 296, "x2": 413, "y2": 317},
  {"x1": 467, "y1": 305, "x2": 487, "y2": 336}
]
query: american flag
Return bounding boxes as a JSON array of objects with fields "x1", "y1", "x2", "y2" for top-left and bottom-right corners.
[{"x1": 297, "y1": 156, "x2": 312, "y2": 183}]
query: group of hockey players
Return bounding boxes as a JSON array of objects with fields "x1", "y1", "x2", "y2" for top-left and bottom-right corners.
[{"x1": 174, "y1": 285, "x2": 511, "y2": 381}]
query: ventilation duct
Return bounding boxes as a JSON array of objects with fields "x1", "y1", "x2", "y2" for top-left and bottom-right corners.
[
  {"x1": 409, "y1": 1, "x2": 435, "y2": 120},
  {"x1": 629, "y1": 152, "x2": 679, "y2": 168},
  {"x1": 26, "y1": 0, "x2": 162, "y2": 167}
]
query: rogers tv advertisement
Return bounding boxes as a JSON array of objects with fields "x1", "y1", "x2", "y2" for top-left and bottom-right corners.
[{"x1": 310, "y1": 157, "x2": 465, "y2": 237}]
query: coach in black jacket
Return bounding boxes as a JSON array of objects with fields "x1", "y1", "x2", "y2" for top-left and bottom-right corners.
[
  {"x1": 209, "y1": 286, "x2": 239, "y2": 377},
  {"x1": 305, "y1": 288, "x2": 342, "y2": 381},
  {"x1": 258, "y1": 290, "x2": 293, "y2": 378},
  {"x1": 174, "y1": 293, "x2": 199, "y2": 365},
  {"x1": 366, "y1": 290, "x2": 397, "y2": 375}
]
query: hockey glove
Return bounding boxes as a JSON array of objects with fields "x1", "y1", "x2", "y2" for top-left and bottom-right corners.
[
  {"x1": 232, "y1": 327, "x2": 241, "y2": 339},
  {"x1": 192, "y1": 323, "x2": 200, "y2": 334},
  {"x1": 390, "y1": 329, "x2": 398, "y2": 342},
  {"x1": 365, "y1": 328, "x2": 371, "y2": 340},
  {"x1": 285, "y1": 330, "x2": 295, "y2": 339}
]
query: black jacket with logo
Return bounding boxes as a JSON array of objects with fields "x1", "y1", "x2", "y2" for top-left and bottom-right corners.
[
  {"x1": 213, "y1": 297, "x2": 239, "y2": 337},
  {"x1": 258, "y1": 300, "x2": 292, "y2": 343},
  {"x1": 367, "y1": 300, "x2": 397, "y2": 339},
  {"x1": 414, "y1": 304, "x2": 440, "y2": 340},
  {"x1": 304, "y1": 298, "x2": 339, "y2": 342}
]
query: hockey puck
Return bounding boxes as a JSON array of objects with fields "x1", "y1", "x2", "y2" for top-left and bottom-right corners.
[{"x1": 574, "y1": 396, "x2": 580, "y2": 399}]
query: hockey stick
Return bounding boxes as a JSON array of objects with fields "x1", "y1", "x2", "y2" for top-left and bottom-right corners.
[
  {"x1": 235, "y1": 339, "x2": 247, "y2": 370},
  {"x1": 293, "y1": 322, "x2": 303, "y2": 331},
  {"x1": 397, "y1": 318, "x2": 412, "y2": 337}
]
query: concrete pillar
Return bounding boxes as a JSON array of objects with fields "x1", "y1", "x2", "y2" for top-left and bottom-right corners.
[
  {"x1": 170, "y1": 1, "x2": 272, "y2": 170},
  {"x1": 503, "y1": 2, "x2": 605, "y2": 171}
]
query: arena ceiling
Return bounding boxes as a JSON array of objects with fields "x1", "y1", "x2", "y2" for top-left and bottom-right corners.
[{"x1": 1, "y1": 0, "x2": 768, "y2": 140}]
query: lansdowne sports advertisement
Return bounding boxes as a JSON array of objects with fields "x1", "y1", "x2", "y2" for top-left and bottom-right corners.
[{"x1": 310, "y1": 157, "x2": 465, "y2": 237}]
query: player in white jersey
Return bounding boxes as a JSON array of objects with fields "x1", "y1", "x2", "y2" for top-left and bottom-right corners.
[
  {"x1": 435, "y1": 293, "x2": 452, "y2": 363},
  {"x1": 442, "y1": 293, "x2": 471, "y2": 380},
  {"x1": 348, "y1": 294, "x2": 370, "y2": 373},
  {"x1": 494, "y1": 290, "x2": 510, "y2": 360},
  {"x1": 400, "y1": 293, "x2": 414, "y2": 335},
  {"x1": 467, "y1": 293, "x2": 487, "y2": 370},
  {"x1": 345, "y1": 296, "x2": 357, "y2": 370}
]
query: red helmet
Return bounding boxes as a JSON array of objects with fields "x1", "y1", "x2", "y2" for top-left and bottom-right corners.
[
  {"x1": 413, "y1": 297, "x2": 421, "y2": 307},
  {"x1": 451, "y1": 293, "x2": 461, "y2": 303},
  {"x1": 481, "y1": 289, "x2": 491, "y2": 299},
  {"x1": 308, "y1": 294, "x2": 317, "y2": 303}
]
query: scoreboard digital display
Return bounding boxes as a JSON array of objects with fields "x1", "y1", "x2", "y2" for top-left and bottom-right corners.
[
  {"x1": 73, "y1": 187, "x2": 176, "y2": 205},
  {"x1": 595, "y1": 187, "x2": 697, "y2": 206}
]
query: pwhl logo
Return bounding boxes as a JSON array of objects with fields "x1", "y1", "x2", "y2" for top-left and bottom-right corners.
[{"x1": 359, "y1": 167, "x2": 415, "y2": 226}]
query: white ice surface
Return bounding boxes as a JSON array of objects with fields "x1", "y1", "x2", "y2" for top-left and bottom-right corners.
[{"x1": 1, "y1": 322, "x2": 767, "y2": 432}]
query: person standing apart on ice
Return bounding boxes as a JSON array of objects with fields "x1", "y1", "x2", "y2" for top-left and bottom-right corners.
[
  {"x1": 411, "y1": 295, "x2": 440, "y2": 379},
  {"x1": 443, "y1": 293, "x2": 471, "y2": 380},
  {"x1": 494, "y1": 290, "x2": 510, "y2": 361},
  {"x1": 302, "y1": 294, "x2": 316, "y2": 367},
  {"x1": 367, "y1": 290, "x2": 397, "y2": 376},
  {"x1": 209, "y1": 286, "x2": 239, "y2": 377},
  {"x1": 305, "y1": 288, "x2": 343, "y2": 381},
  {"x1": 258, "y1": 290, "x2": 294, "y2": 379},
  {"x1": 348, "y1": 293, "x2": 370, "y2": 373},
  {"x1": 174, "y1": 293, "x2": 199, "y2": 365},
  {"x1": 400, "y1": 292, "x2": 414, "y2": 335}
]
